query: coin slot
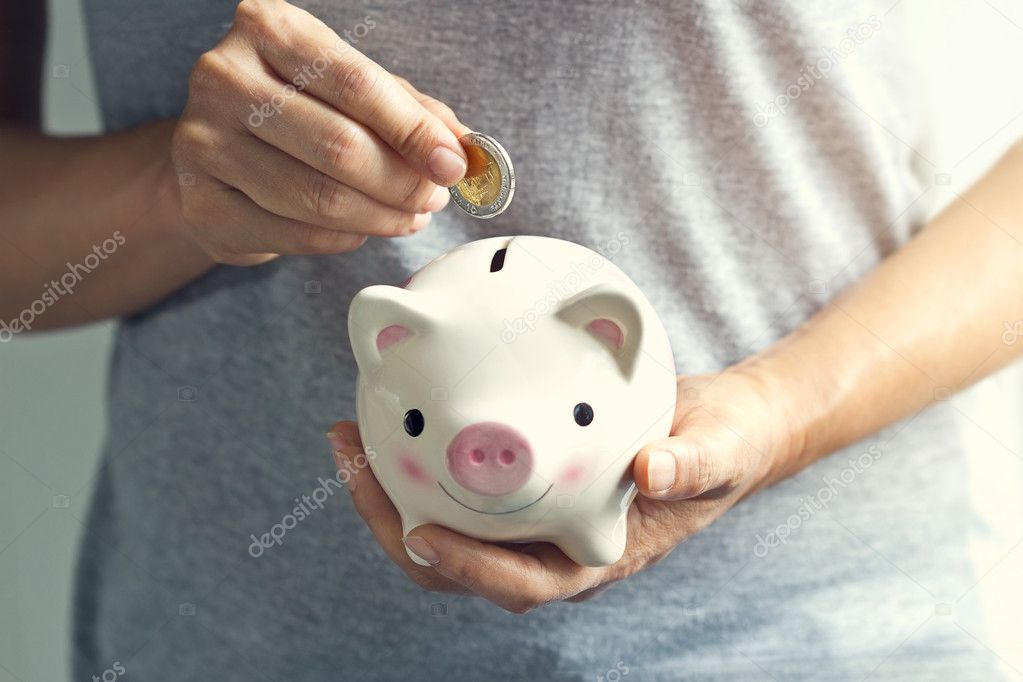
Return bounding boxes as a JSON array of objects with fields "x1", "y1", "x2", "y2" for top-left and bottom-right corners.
[{"x1": 489, "y1": 247, "x2": 507, "y2": 273}]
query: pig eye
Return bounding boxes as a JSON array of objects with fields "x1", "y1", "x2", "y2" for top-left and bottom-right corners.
[
  {"x1": 404, "y1": 409, "x2": 425, "y2": 437},
  {"x1": 573, "y1": 402, "x2": 594, "y2": 426}
]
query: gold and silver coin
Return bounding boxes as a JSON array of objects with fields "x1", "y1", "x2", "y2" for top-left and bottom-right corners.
[{"x1": 449, "y1": 132, "x2": 515, "y2": 219}]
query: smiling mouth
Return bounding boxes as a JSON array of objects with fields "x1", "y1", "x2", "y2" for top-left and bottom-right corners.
[{"x1": 437, "y1": 482, "x2": 553, "y2": 515}]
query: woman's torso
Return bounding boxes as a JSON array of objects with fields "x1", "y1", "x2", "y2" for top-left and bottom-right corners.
[{"x1": 75, "y1": 2, "x2": 993, "y2": 679}]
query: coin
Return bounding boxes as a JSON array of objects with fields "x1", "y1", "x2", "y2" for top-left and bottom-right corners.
[{"x1": 449, "y1": 132, "x2": 515, "y2": 219}]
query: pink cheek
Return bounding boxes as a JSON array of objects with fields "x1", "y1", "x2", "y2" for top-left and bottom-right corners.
[
  {"x1": 399, "y1": 455, "x2": 432, "y2": 485},
  {"x1": 557, "y1": 462, "x2": 589, "y2": 489}
]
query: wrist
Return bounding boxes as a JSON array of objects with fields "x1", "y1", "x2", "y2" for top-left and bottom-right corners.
[
  {"x1": 729, "y1": 352, "x2": 814, "y2": 490},
  {"x1": 140, "y1": 119, "x2": 192, "y2": 239},
  {"x1": 133, "y1": 120, "x2": 214, "y2": 270}
]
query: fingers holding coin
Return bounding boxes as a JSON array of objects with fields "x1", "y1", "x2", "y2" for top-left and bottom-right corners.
[{"x1": 391, "y1": 76, "x2": 516, "y2": 219}]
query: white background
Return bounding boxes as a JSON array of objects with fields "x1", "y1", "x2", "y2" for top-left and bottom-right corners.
[{"x1": 1, "y1": 1, "x2": 1022, "y2": 680}]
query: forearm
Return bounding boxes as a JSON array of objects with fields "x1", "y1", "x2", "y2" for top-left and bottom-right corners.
[
  {"x1": 746, "y1": 140, "x2": 1023, "y2": 482},
  {"x1": 0, "y1": 120, "x2": 213, "y2": 332}
]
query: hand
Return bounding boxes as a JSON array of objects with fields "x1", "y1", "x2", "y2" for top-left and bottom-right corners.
[
  {"x1": 170, "y1": 0, "x2": 471, "y2": 265},
  {"x1": 327, "y1": 366, "x2": 801, "y2": 613}
]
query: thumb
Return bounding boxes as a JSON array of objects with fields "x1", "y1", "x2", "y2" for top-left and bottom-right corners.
[
  {"x1": 633, "y1": 437, "x2": 739, "y2": 501},
  {"x1": 325, "y1": 420, "x2": 362, "y2": 450}
]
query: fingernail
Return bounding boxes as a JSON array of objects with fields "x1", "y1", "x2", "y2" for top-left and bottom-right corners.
[
  {"x1": 411, "y1": 212, "x2": 432, "y2": 231},
  {"x1": 423, "y1": 184, "x2": 450, "y2": 212},
  {"x1": 647, "y1": 450, "x2": 676, "y2": 493},
  {"x1": 427, "y1": 146, "x2": 466, "y2": 186},
  {"x1": 326, "y1": 431, "x2": 347, "y2": 452},
  {"x1": 341, "y1": 467, "x2": 357, "y2": 493},
  {"x1": 403, "y1": 535, "x2": 440, "y2": 565}
]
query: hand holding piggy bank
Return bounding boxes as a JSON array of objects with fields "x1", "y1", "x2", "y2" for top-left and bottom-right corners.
[{"x1": 348, "y1": 236, "x2": 676, "y2": 566}]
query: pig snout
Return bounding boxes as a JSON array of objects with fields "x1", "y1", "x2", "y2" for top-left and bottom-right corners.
[{"x1": 445, "y1": 422, "x2": 533, "y2": 496}]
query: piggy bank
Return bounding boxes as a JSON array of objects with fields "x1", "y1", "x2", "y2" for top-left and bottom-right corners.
[{"x1": 348, "y1": 236, "x2": 676, "y2": 566}]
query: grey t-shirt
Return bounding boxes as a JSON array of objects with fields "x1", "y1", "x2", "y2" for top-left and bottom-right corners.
[{"x1": 75, "y1": 1, "x2": 999, "y2": 679}]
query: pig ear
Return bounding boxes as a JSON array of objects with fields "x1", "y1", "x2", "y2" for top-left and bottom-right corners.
[
  {"x1": 348, "y1": 285, "x2": 438, "y2": 373},
  {"x1": 555, "y1": 283, "x2": 644, "y2": 379}
]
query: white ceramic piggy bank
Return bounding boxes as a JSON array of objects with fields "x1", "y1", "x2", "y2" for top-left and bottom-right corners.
[{"x1": 348, "y1": 236, "x2": 676, "y2": 566}]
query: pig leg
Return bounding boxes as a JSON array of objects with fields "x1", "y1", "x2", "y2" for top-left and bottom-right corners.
[
  {"x1": 557, "y1": 511, "x2": 630, "y2": 567},
  {"x1": 556, "y1": 480, "x2": 635, "y2": 566}
]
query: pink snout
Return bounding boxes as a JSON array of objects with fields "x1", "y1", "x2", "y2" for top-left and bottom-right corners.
[{"x1": 445, "y1": 422, "x2": 533, "y2": 496}]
